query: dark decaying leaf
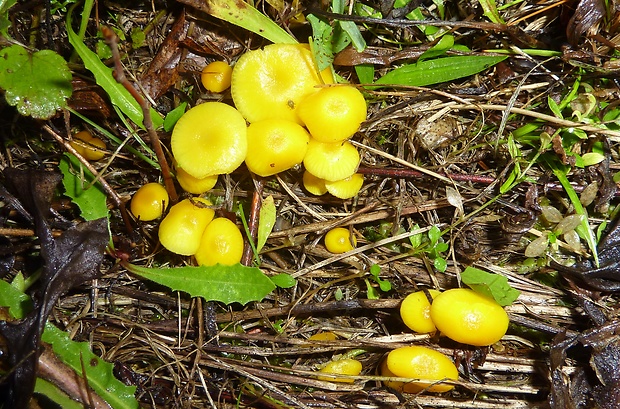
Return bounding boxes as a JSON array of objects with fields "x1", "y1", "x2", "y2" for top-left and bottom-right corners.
[
  {"x1": 553, "y1": 215, "x2": 620, "y2": 291},
  {"x1": 0, "y1": 169, "x2": 109, "y2": 408},
  {"x1": 566, "y1": 0, "x2": 606, "y2": 45}
]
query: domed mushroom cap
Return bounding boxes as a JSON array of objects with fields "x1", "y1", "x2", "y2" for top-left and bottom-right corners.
[
  {"x1": 245, "y1": 119, "x2": 309, "y2": 177},
  {"x1": 158, "y1": 198, "x2": 215, "y2": 256},
  {"x1": 297, "y1": 85, "x2": 367, "y2": 143},
  {"x1": 303, "y1": 139, "x2": 359, "y2": 182},
  {"x1": 171, "y1": 102, "x2": 247, "y2": 179},
  {"x1": 302, "y1": 170, "x2": 327, "y2": 196},
  {"x1": 231, "y1": 43, "x2": 332, "y2": 124}
]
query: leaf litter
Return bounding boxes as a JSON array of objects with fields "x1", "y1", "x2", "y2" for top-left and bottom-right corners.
[{"x1": 2, "y1": 0, "x2": 620, "y2": 408}]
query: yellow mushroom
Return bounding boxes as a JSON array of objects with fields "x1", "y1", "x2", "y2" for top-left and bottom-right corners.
[
  {"x1": 245, "y1": 119, "x2": 309, "y2": 177},
  {"x1": 158, "y1": 198, "x2": 215, "y2": 256},
  {"x1": 231, "y1": 43, "x2": 332, "y2": 124},
  {"x1": 195, "y1": 217, "x2": 244, "y2": 266},
  {"x1": 325, "y1": 173, "x2": 364, "y2": 199},
  {"x1": 297, "y1": 85, "x2": 367, "y2": 143},
  {"x1": 171, "y1": 102, "x2": 247, "y2": 179},
  {"x1": 303, "y1": 138, "x2": 360, "y2": 182},
  {"x1": 302, "y1": 170, "x2": 328, "y2": 196}
]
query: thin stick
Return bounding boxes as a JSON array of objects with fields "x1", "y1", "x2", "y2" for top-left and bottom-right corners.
[
  {"x1": 102, "y1": 26, "x2": 178, "y2": 203},
  {"x1": 43, "y1": 124, "x2": 133, "y2": 232}
]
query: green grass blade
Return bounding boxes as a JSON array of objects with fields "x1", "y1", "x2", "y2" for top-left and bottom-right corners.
[
  {"x1": 546, "y1": 159, "x2": 599, "y2": 266},
  {"x1": 66, "y1": 4, "x2": 163, "y2": 129}
]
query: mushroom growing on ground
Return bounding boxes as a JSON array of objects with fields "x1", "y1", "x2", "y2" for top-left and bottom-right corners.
[
  {"x1": 297, "y1": 85, "x2": 367, "y2": 143},
  {"x1": 194, "y1": 217, "x2": 244, "y2": 266},
  {"x1": 303, "y1": 139, "x2": 360, "y2": 182},
  {"x1": 171, "y1": 102, "x2": 247, "y2": 179},
  {"x1": 430, "y1": 288, "x2": 509, "y2": 346},
  {"x1": 158, "y1": 198, "x2": 215, "y2": 256},
  {"x1": 400, "y1": 289, "x2": 441, "y2": 334},
  {"x1": 70, "y1": 130, "x2": 106, "y2": 161},
  {"x1": 245, "y1": 119, "x2": 309, "y2": 177},
  {"x1": 302, "y1": 170, "x2": 328, "y2": 196},
  {"x1": 324, "y1": 227, "x2": 356, "y2": 254},
  {"x1": 176, "y1": 167, "x2": 218, "y2": 195},
  {"x1": 201, "y1": 61, "x2": 233, "y2": 93},
  {"x1": 381, "y1": 346, "x2": 458, "y2": 393},
  {"x1": 130, "y1": 182, "x2": 169, "y2": 222},
  {"x1": 231, "y1": 43, "x2": 332, "y2": 124}
]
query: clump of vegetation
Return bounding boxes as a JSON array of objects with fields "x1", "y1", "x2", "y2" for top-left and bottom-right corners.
[{"x1": 1, "y1": 0, "x2": 620, "y2": 407}]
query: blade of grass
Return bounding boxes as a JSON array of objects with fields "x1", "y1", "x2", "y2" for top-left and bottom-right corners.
[{"x1": 546, "y1": 159, "x2": 599, "y2": 266}]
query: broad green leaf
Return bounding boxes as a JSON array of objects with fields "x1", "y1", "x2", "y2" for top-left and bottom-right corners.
[
  {"x1": 478, "y1": 0, "x2": 504, "y2": 24},
  {"x1": 0, "y1": 279, "x2": 32, "y2": 319},
  {"x1": 355, "y1": 64, "x2": 374, "y2": 84},
  {"x1": 375, "y1": 55, "x2": 507, "y2": 87},
  {"x1": 127, "y1": 263, "x2": 276, "y2": 305},
  {"x1": 163, "y1": 102, "x2": 188, "y2": 132},
  {"x1": 582, "y1": 152, "x2": 605, "y2": 167},
  {"x1": 257, "y1": 195, "x2": 276, "y2": 253},
  {"x1": 59, "y1": 154, "x2": 109, "y2": 222},
  {"x1": 433, "y1": 257, "x2": 447, "y2": 272},
  {"x1": 308, "y1": 14, "x2": 335, "y2": 71},
  {"x1": 418, "y1": 35, "x2": 454, "y2": 62},
  {"x1": 270, "y1": 273, "x2": 296, "y2": 288},
  {"x1": 461, "y1": 267, "x2": 520, "y2": 306},
  {"x1": 548, "y1": 96, "x2": 563, "y2": 119},
  {"x1": 0, "y1": 45, "x2": 72, "y2": 119},
  {"x1": 66, "y1": 6, "x2": 163, "y2": 129},
  {"x1": 198, "y1": 0, "x2": 297, "y2": 44},
  {"x1": 42, "y1": 323, "x2": 139, "y2": 409}
]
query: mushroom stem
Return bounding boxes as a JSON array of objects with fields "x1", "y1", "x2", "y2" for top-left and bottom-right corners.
[{"x1": 102, "y1": 26, "x2": 178, "y2": 204}]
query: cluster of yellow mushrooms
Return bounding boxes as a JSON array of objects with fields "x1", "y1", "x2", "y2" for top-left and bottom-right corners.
[
  {"x1": 317, "y1": 288, "x2": 510, "y2": 392},
  {"x1": 174, "y1": 43, "x2": 367, "y2": 199},
  {"x1": 127, "y1": 43, "x2": 513, "y2": 393},
  {"x1": 129, "y1": 43, "x2": 366, "y2": 263}
]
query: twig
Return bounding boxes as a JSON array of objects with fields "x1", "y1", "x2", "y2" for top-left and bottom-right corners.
[
  {"x1": 43, "y1": 124, "x2": 133, "y2": 233},
  {"x1": 101, "y1": 26, "x2": 178, "y2": 204},
  {"x1": 242, "y1": 176, "x2": 264, "y2": 266}
]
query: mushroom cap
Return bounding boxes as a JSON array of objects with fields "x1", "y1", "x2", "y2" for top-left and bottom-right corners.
[
  {"x1": 171, "y1": 102, "x2": 247, "y2": 179},
  {"x1": 297, "y1": 85, "x2": 367, "y2": 143},
  {"x1": 201, "y1": 61, "x2": 233, "y2": 93},
  {"x1": 195, "y1": 217, "x2": 244, "y2": 266},
  {"x1": 231, "y1": 43, "x2": 332, "y2": 124},
  {"x1": 158, "y1": 198, "x2": 215, "y2": 256},
  {"x1": 130, "y1": 182, "x2": 169, "y2": 222},
  {"x1": 302, "y1": 170, "x2": 327, "y2": 196},
  {"x1": 325, "y1": 173, "x2": 364, "y2": 199},
  {"x1": 303, "y1": 139, "x2": 359, "y2": 182},
  {"x1": 176, "y1": 167, "x2": 218, "y2": 195},
  {"x1": 245, "y1": 119, "x2": 309, "y2": 177}
]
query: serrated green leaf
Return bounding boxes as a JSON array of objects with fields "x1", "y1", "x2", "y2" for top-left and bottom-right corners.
[
  {"x1": 66, "y1": 5, "x2": 163, "y2": 129},
  {"x1": 127, "y1": 263, "x2": 276, "y2": 305},
  {"x1": 257, "y1": 195, "x2": 276, "y2": 253},
  {"x1": 461, "y1": 267, "x2": 520, "y2": 306},
  {"x1": 270, "y1": 273, "x2": 296, "y2": 288},
  {"x1": 0, "y1": 45, "x2": 72, "y2": 119},
  {"x1": 42, "y1": 323, "x2": 139, "y2": 409},
  {"x1": 0, "y1": 0, "x2": 17, "y2": 36},
  {"x1": 308, "y1": 14, "x2": 334, "y2": 71},
  {"x1": 59, "y1": 154, "x2": 109, "y2": 221},
  {"x1": 375, "y1": 55, "x2": 507, "y2": 87},
  {"x1": 0, "y1": 279, "x2": 32, "y2": 319}
]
